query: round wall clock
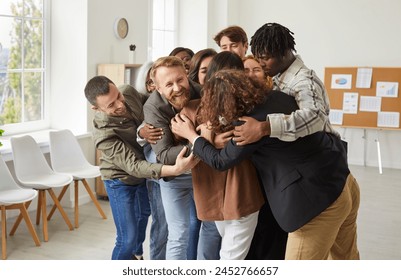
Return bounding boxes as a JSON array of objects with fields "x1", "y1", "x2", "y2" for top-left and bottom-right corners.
[{"x1": 114, "y1": 17, "x2": 129, "y2": 39}]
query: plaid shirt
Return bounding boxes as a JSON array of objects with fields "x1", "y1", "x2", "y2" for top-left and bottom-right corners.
[{"x1": 269, "y1": 55, "x2": 340, "y2": 141}]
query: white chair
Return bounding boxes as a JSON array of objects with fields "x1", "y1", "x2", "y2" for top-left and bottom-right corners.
[
  {"x1": 10, "y1": 135, "x2": 74, "y2": 242},
  {"x1": 0, "y1": 156, "x2": 41, "y2": 259},
  {"x1": 48, "y1": 129, "x2": 106, "y2": 228}
]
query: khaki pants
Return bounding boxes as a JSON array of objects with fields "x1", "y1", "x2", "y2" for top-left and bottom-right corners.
[{"x1": 285, "y1": 173, "x2": 360, "y2": 260}]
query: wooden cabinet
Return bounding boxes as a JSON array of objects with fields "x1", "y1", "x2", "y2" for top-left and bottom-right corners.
[{"x1": 97, "y1": 63, "x2": 142, "y2": 86}]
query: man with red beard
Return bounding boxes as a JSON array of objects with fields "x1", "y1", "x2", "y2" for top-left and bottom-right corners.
[{"x1": 143, "y1": 56, "x2": 202, "y2": 260}]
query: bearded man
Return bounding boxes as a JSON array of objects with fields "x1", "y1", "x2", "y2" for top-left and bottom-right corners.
[{"x1": 143, "y1": 56, "x2": 202, "y2": 260}]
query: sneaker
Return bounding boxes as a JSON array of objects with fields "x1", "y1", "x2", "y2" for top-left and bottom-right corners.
[{"x1": 131, "y1": 255, "x2": 144, "y2": 260}]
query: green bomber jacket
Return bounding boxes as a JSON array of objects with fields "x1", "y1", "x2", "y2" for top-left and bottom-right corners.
[{"x1": 92, "y1": 84, "x2": 163, "y2": 185}]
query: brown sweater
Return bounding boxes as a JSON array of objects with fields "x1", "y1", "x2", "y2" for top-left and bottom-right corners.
[{"x1": 181, "y1": 99, "x2": 265, "y2": 221}]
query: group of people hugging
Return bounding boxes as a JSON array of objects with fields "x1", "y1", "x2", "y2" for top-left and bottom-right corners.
[{"x1": 84, "y1": 22, "x2": 361, "y2": 261}]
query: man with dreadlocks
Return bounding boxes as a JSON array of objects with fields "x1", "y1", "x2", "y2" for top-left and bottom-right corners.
[
  {"x1": 224, "y1": 23, "x2": 360, "y2": 260},
  {"x1": 232, "y1": 22, "x2": 340, "y2": 144}
]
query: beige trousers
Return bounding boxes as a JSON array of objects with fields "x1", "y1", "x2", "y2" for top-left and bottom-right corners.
[{"x1": 285, "y1": 173, "x2": 360, "y2": 260}]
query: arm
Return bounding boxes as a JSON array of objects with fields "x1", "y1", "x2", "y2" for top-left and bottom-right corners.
[
  {"x1": 213, "y1": 129, "x2": 234, "y2": 149},
  {"x1": 233, "y1": 90, "x2": 302, "y2": 144},
  {"x1": 270, "y1": 70, "x2": 330, "y2": 140},
  {"x1": 179, "y1": 104, "x2": 234, "y2": 149},
  {"x1": 98, "y1": 138, "x2": 197, "y2": 179},
  {"x1": 137, "y1": 121, "x2": 164, "y2": 145},
  {"x1": 143, "y1": 101, "x2": 189, "y2": 165},
  {"x1": 160, "y1": 146, "x2": 199, "y2": 176},
  {"x1": 233, "y1": 116, "x2": 271, "y2": 146},
  {"x1": 171, "y1": 114, "x2": 259, "y2": 171}
]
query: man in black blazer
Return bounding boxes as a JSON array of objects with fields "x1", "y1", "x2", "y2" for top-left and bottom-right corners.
[{"x1": 171, "y1": 69, "x2": 360, "y2": 260}]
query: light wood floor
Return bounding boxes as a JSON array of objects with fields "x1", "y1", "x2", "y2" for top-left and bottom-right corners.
[{"x1": 2, "y1": 165, "x2": 401, "y2": 260}]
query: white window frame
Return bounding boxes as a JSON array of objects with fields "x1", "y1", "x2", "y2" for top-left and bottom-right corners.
[
  {"x1": 0, "y1": 0, "x2": 50, "y2": 136},
  {"x1": 149, "y1": 0, "x2": 178, "y2": 61}
]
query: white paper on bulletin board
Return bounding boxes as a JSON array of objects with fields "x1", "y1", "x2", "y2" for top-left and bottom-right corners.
[
  {"x1": 376, "y1": 82, "x2": 398, "y2": 98},
  {"x1": 356, "y1": 67, "x2": 372, "y2": 88},
  {"x1": 342, "y1": 92, "x2": 358, "y2": 114},
  {"x1": 359, "y1": 96, "x2": 381, "y2": 112},
  {"x1": 329, "y1": 109, "x2": 343, "y2": 125},
  {"x1": 377, "y1": 112, "x2": 400, "y2": 128},
  {"x1": 331, "y1": 74, "x2": 352, "y2": 89}
]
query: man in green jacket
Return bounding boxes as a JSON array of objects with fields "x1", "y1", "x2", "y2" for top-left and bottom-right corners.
[{"x1": 84, "y1": 75, "x2": 197, "y2": 260}]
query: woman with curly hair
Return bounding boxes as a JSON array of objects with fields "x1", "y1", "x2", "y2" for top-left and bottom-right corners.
[
  {"x1": 177, "y1": 54, "x2": 265, "y2": 260},
  {"x1": 172, "y1": 69, "x2": 360, "y2": 260}
]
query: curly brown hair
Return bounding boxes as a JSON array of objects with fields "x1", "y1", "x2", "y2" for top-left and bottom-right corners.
[{"x1": 198, "y1": 69, "x2": 268, "y2": 133}]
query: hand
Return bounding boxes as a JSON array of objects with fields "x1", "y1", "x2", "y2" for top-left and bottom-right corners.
[
  {"x1": 195, "y1": 122, "x2": 214, "y2": 142},
  {"x1": 233, "y1": 116, "x2": 270, "y2": 146},
  {"x1": 214, "y1": 129, "x2": 234, "y2": 149},
  {"x1": 139, "y1": 124, "x2": 163, "y2": 144},
  {"x1": 171, "y1": 114, "x2": 199, "y2": 143},
  {"x1": 174, "y1": 146, "x2": 200, "y2": 174}
]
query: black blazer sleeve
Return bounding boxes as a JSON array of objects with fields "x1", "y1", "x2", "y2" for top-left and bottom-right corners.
[{"x1": 193, "y1": 137, "x2": 262, "y2": 171}]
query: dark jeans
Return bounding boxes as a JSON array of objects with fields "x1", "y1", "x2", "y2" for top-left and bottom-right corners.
[{"x1": 104, "y1": 179, "x2": 150, "y2": 260}]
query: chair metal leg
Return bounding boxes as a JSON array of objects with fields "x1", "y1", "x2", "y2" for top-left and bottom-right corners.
[
  {"x1": 82, "y1": 179, "x2": 107, "y2": 219},
  {"x1": 47, "y1": 189, "x2": 73, "y2": 231},
  {"x1": 1, "y1": 205, "x2": 6, "y2": 260},
  {"x1": 47, "y1": 184, "x2": 69, "y2": 221}
]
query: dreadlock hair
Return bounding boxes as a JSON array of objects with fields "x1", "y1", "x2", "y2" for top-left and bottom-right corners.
[{"x1": 250, "y1": 23, "x2": 296, "y2": 58}]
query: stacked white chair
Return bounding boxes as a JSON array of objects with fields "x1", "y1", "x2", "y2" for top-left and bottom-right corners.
[
  {"x1": 10, "y1": 135, "x2": 74, "y2": 242},
  {"x1": 0, "y1": 156, "x2": 40, "y2": 259},
  {"x1": 48, "y1": 129, "x2": 106, "y2": 228}
]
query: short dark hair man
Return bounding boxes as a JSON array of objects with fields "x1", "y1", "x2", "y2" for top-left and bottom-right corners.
[
  {"x1": 213, "y1": 25, "x2": 248, "y2": 58},
  {"x1": 84, "y1": 75, "x2": 197, "y2": 260}
]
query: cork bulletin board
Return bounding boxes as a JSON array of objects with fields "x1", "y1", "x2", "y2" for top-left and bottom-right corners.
[{"x1": 324, "y1": 67, "x2": 401, "y2": 130}]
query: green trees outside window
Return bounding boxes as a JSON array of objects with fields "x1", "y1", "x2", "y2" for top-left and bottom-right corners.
[{"x1": 0, "y1": 0, "x2": 44, "y2": 125}]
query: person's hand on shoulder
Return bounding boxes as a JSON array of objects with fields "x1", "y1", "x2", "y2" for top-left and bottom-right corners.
[
  {"x1": 171, "y1": 114, "x2": 199, "y2": 143},
  {"x1": 213, "y1": 129, "x2": 234, "y2": 149},
  {"x1": 139, "y1": 123, "x2": 164, "y2": 144},
  {"x1": 233, "y1": 116, "x2": 271, "y2": 146},
  {"x1": 173, "y1": 146, "x2": 200, "y2": 175}
]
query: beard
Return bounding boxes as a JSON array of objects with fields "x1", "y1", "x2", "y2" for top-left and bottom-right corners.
[{"x1": 167, "y1": 89, "x2": 190, "y2": 110}]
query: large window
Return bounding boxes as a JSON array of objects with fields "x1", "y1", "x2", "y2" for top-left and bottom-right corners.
[
  {"x1": 151, "y1": 0, "x2": 177, "y2": 61},
  {"x1": 0, "y1": 0, "x2": 48, "y2": 134}
]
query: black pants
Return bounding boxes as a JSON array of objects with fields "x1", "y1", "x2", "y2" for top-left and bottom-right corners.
[{"x1": 245, "y1": 201, "x2": 288, "y2": 260}]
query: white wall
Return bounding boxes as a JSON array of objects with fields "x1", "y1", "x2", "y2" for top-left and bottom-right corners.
[
  {"x1": 176, "y1": 0, "x2": 208, "y2": 52},
  {"x1": 50, "y1": 0, "x2": 88, "y2": 135},
  {"x1": 86, "y1": 0, "x2": 150, "y2": 132}
]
